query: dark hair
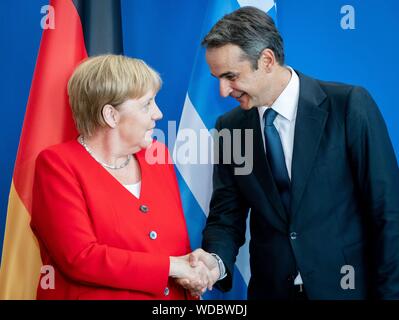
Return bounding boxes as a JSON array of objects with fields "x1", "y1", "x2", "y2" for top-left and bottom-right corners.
[{"x1": 201, "y1": 6, "x2": 284, "y2": 69}]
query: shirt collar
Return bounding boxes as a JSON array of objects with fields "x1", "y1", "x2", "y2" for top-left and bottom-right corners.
[{"x1": 258, "y1": 66, "x2": 300, "y2": 122}]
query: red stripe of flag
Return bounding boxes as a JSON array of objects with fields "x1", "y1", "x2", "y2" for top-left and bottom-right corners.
[{"x1": 14, "y1": 0, "x2": 86, "y2": 212}]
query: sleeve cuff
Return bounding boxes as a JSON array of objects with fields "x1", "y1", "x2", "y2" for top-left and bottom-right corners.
[{"x1": 211, "y1": 253, "x2": 227, "y2": 281}]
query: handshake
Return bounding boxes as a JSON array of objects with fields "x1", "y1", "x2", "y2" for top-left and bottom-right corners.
[{"x1": 169, "y1": 248, "x2": 222, "y2": 297}]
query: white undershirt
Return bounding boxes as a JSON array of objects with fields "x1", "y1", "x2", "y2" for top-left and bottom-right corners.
[{"x1": 123, "y1": 181, "x2": 141, "y2": 199}]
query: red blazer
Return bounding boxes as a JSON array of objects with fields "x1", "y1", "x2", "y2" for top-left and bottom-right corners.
[{"x1": 31, "y1": 139, "x2": 194, "y2": 300}]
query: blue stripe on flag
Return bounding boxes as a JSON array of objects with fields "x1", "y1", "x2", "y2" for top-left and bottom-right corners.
[{"x1": 177, "y1": 171, "x2": 206, "y2": 249}]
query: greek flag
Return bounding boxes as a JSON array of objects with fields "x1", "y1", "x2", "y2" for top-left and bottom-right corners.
[{"x1": 173, "y1": 0, "x2": 277, "y2": 299}]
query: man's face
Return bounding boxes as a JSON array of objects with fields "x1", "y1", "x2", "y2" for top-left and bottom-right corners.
[{"x1": 205, "y1": 44, "x2": 268, "y2": 110}]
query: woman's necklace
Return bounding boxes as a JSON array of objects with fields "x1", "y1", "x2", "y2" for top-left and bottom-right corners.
[{"x1": 79, "y1": 136, "x2": 132, "y2": 170}]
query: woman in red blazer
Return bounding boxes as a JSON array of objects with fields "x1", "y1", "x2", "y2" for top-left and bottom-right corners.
[{"x1": 30, "y1": 55, "x2": 210, "y2": 299}]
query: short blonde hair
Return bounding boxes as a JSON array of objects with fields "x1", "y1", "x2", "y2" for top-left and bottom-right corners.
[{"x1": 67, "y1": 54, "x2": 162, "y2": 136}]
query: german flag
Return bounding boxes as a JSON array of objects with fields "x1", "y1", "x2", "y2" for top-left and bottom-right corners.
[{"x1": 0, "y1": 0, "x2": 123, "y2": 299}]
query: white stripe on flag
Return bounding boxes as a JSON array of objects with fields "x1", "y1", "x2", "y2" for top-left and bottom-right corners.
[
  {"x1": 237, "y1": 0, "x2": 275, "y2": 13},
  {"x1": 174, "y1": 94, "x2": 213, "y2": 217}
]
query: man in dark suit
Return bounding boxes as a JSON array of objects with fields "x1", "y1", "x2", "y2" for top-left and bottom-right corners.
[{"x1": 185, "y1": 6, "x2": 399, "y2": 299}]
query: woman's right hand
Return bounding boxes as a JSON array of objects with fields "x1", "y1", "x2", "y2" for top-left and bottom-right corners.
[{"x1": 169, "y1": 254, "x2": 212, "y2": 297}]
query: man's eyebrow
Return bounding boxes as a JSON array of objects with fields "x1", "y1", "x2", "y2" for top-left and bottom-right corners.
[{"x1": 211, "y1": 71, "x2": 237, "y2": 79}]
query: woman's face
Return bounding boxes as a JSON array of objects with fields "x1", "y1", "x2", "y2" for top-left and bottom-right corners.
[{"x1": 116, "y1": 90, "x2": 163, "y2": 150}]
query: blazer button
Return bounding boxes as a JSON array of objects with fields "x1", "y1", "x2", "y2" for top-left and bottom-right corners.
[
  {"x1": 290, "y1": 232, "x2": 297, "y2": 240},
  {"x1": 164, "y1": 287, "x2": 169, "y2": 296},
  {"x1": 149, "y1": 231, "x2": 157, "y2": 240},
  {"x1": 139, "y1": 205, "x2": 149, "y2": 213}
]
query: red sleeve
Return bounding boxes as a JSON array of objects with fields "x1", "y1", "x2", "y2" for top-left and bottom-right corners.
[{"x1": 31, "y1": 148, "x2": 170, "y2": 295}]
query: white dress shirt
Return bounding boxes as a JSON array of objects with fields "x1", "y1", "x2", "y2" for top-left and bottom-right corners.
[
  {"x1": 257, "y1": 66, "x2": 299, "y2": 180},
  {"x1": 257, "y1": 67, "x2": 303, "y2": 286}
]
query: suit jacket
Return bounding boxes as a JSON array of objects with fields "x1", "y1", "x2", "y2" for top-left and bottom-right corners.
[
  {"x1": 31, "y1": 139, "x2": 193, "y2": 300},
  {"x1": 202, "y1": 71, "x2": 399, "y2": 299}
]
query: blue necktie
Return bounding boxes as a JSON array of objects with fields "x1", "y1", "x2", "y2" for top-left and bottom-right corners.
[{"x1": 263, "y1": 109, "x2": 291, "y2": 214}]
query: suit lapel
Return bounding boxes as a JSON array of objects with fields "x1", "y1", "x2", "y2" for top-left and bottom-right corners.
[
  {"x1": 246, "y1": 108, "x2": 288, "y2": 224},
  {"x1": 290, "y1": 72, "x2": 328, "y2": 221}
]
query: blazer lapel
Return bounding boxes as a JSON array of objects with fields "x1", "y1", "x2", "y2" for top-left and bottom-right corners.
[
  {"x1": 290, "y1": 72, "x2": 328, "y2": 221},
  {"x1": 247, "y1": 108, "x2": 288, "y2": 224}
]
